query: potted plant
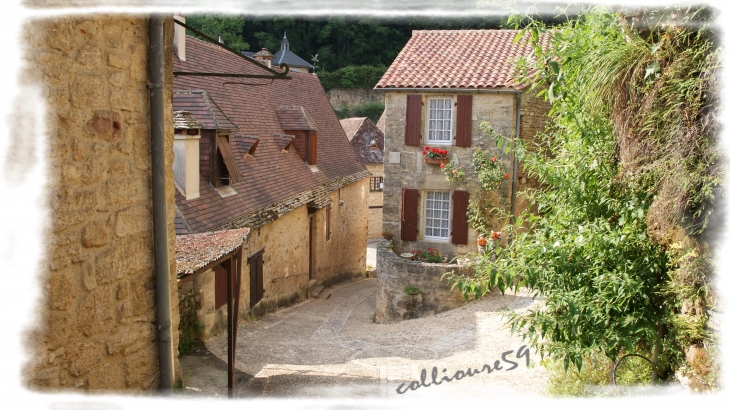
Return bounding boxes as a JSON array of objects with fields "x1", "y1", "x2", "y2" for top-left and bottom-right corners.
[
  {"x1": 422, "y1": 146, "x2": 449, "y2": 164},
  {"x1": 487, "y1": 230, "x2": 501, "y2": 251}
]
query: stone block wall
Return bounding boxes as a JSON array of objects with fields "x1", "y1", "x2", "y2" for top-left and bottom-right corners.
[
  {"x1": 20, "y1": 16, "x2": 180, "y2": 393},
  {"x1": 375, "y1": 245, "x2": 470, "y2": 323},
  {"x1": 366, "y1": 164, "x2": 383, "y2": 239},
  {"x1": 382, "y1": 90, "x2": 549, "y2": 255},
  {"x1": 326, "y1": 88, "x2": 385, "y2": 109}
]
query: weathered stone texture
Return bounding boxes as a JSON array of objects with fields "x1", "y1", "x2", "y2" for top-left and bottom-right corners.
[
  {"x1": 23, "y1": 15, "x2": 180, "y2": 393},
  {"x1": 366, "y1": 164, "x2": 383, "y2": 239},
  {"x1": 375, "y1": 245, "x2": 470, "y2": 323},
  {"x1": 326, "y1": 88, "x2": 385, "y2": 109}
]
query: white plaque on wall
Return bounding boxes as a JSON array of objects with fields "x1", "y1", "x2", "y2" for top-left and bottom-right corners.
[{"x1": 389, "y1": 152, "x2": 401, "y2": 164}]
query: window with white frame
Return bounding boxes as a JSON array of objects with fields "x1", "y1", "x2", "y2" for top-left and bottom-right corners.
[
  {"x1": 424, "y1": 191, "x2": 450, "y2": 239},
  {"x1": 427, "y1": 98, "x2": 453, "y2": 143}
]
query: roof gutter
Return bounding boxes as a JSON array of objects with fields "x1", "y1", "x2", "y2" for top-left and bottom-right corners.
[
  {"x1": 149, "y1": 15, "x2": 174, "y2": 394},
  {"x1": 373, "y1": 87, "x2": 523, "y2": 94}
]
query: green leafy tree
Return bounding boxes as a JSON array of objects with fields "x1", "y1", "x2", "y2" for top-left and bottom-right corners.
[
  {"x1": 186, "y1": 14, "x2": 249, "y2": 52},
  {"x1": 447, "y1": 5, "x2": 720, "y2": 383}
]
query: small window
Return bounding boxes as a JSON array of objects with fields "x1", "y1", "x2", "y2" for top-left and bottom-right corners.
[
  {"x1": 427, "y1": 98, "x2": 453, "y2": 144},
  {"x1": 424, "y1": 191, "x2": 450, "y2": 240},
  {"x1": 370, "y1": 177, "x2": 383, "y2": 192}
]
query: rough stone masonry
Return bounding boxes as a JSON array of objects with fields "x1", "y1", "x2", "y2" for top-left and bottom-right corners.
[{"x1": 19, "y1": 15, "x2": 180, "y2": 393}]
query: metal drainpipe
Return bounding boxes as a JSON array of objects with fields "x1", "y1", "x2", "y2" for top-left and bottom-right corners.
[
  {"x1": 149, "y1": 15, "x2": 174, "y2": 394},
  {"x1": 509, "y1": 93, "x2": 522, "y2": 242}
]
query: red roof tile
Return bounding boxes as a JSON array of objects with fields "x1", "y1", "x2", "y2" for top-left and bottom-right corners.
[
  {"x1": 275, "y1": 106, "x2": 320, "y2": 131},
  {"x1": 340, "y1": 117, "x2": 383, "y2": 164},
  {"x1": 173, "y1": 36, "x2": 367, "y2": 233},
  {"x1": 175, "y1": 228, "x2": 250, "y2": 276},
  {"x1": 376, "y1": 30, "x2": 546, "y2": 90},
  {"x1": 172, "y1": 90, "x2": 238, "y2": 130}
]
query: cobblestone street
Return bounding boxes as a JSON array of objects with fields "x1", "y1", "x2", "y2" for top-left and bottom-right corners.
[{"x1": 179, "y1": 273, "x2": 548, "y2": 400}]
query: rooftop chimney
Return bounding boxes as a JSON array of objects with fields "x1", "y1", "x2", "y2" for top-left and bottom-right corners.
[
  {"x1": 173, "y1": 15, "x2": 185, "y2": 61},
  {"x1": 218, "y1": 36, "x2": 224, "y2": 44},
  {"x1": 254, "y1": 48, "x2": 274, "y2": 68},
  {"x1": 173, "y1": 111, "x2": 201, "y2": 200}
]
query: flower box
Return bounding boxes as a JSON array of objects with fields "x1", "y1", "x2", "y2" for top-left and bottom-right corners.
[{"x1": 424, "y1": 157, "x2": 449, "y2": 165}]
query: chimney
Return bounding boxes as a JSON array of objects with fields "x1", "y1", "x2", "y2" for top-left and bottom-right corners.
[
  {"x1": 254, "y1": 48, "x2": 274, "y2": 68},
  {"x1": 173, "y1": 15, "x2": 186, "y2": 61},
  {"x1": 218, "y1": 36, "x2": 224, "y2": 44},
  {"x1": 173, "y1": 111, "x2": 201, "y2": 200}
]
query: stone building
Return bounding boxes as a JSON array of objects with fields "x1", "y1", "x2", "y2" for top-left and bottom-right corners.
[
  {"x1": 172, "y1": 26, "x2": 370, "y2": 338},
  {"x1": 375, "y1": 30, "x2": 550, "y2": 257},
  {"x1": 340, "y1": 117, "x2": 384, "y2": 239},
  {"x1": 20, "y1": 15, "x2": 180, "y2": 392}
]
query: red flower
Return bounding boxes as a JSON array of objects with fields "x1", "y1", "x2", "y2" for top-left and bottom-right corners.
[
  {"x1": 430, "y1": 148, "x2": 435, "y2": 153},
  {"x1": 440, "y1": 163, "x2": 445, "y2": 169},
  {"x1": 492, "y1": 157, "x2": 497, "y2": 162},
  {"x1": 452, "y1": 170, "x2": 457, "y2": 174},
  {"x1": 422, "y1": 150, "x2": 427, "y2": 155},
  {"x1": 504, "y1": 173, "x2": 509, "y2": 179},
  {"x1": 424, "y1": 145, "x2": 430, "y2": 150}
]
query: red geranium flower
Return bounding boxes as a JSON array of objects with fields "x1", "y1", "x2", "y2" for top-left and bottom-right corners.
[
  {"x1": 492, "y1": 157, "x2": 497, "y2": 162},
  {"x1": 452, "y1": 170, "x2": 457, "y2": 174},
  {"x1": 422, "y1": 150, "x2": 427, "y2": 155},
  {"x1": 440, "y1": 163, "x2": 445, "y2": 168},
  {"x1": 424, "y1": 145, "x2": 430, "y2": 150},
  {"x1": 430, "y1": 148, "x2": 435, "y2": 153},
  {"x1": 504, "y1": 173, "x2": 509, "y2": 179}
]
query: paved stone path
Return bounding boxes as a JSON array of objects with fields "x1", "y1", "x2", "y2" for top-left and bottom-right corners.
[{"x1": 192, "y1": 277, "x2": 548, "y2": 399}]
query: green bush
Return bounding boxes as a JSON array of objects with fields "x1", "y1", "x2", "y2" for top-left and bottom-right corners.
[{"x1": 334, "y1": 101, "x2": 384, "y2": 123}]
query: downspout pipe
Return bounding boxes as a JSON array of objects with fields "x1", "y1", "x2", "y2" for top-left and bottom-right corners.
[
  {"x1": 509, "y1": 92, "x2": 522, "y2": 242},
  {"x1": 149, "y1": 15, "x2": 174, "y2": 394}
]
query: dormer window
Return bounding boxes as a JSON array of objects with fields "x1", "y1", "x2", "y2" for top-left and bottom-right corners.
[
  {"x1": 214, "y1": 133, "x2": 243, "y2": 188},
  {"x1": 275, "y1": 106, "x2": 319, "y2": 167}
]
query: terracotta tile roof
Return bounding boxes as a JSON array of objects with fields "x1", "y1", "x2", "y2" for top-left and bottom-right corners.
[
  {"x1": 172, "y1": 90, "x2": 238, "y2": 130},
  {"x1": 175, "y1": 228, "x2": 250, "y2": 277},
  {"x1": 375, "y1": 30, "x2": 546, "y2": 90},
  {"x1": 275, "y1": 106, "x2": 320, "y2": 131},
  {"x1": 340, "y1": 117, "x2": 366, "y2": 141},
  {"x1": 340, "y1": 117, "x2": 384, "y2": 164},
  {"x1": 173, "y1": 36, "x2": 368, "y2": 233}
]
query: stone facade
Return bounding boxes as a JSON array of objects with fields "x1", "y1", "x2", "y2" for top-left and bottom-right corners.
[
  {"x1": 382, "y1": 90, "x2": 549, "y2": 256},
  {"x1": 375, "y1": 244, "x2": 471, "y2": 323},
  {"x1": 20, "y1": 16, "x2": 180, "y2": 392},
  {"x1": 179, "y1": 178, "x2": 369, "y2": 338},
  {"x1": 366, "y1": 164, "x2": 384, "y2": 239}
]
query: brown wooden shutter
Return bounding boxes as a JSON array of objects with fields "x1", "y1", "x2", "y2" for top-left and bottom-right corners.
[
  {"x1": 248, "y1": 249, "x2": 264, "y2": 308},
  {"x1": 405, "y1": 95, "x2": 422, "y2": 146},
  {"x1": 214, "y1": 263, "x2": 228, "y2": 309},
  {"x1": 325, "y1": 203, "x2": 331, "y2": 241},
  {"x1": 216, "y1": 135, "x2": 244, "y2": 183},
  {"x1": 455, "y1": 95, "x2": 472, "y2": 147},
  {"x1": 452, "y1": 190, "x2": 470, "y2": 245},
  {"x1": 401, "y1": 188, "x2": 419, "y2": 241},
  {"x1": 308, "y1": 132, "x2": 318, "y2": 165}
]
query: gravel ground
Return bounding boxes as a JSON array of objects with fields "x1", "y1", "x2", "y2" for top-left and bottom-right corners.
[{"x1": 199, "y1": 277, "x2": 548, "y2": 399}]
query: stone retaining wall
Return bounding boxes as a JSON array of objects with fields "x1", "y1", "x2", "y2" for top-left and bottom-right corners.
[{"x1": 375, "y1": 245, "x2": 471, "y2": 323}]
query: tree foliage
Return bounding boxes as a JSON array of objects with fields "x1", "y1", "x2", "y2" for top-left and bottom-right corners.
[
  {"x1": 186, "y1": 14, "x2": 249, "y2": 52},
  {"x1": 447, "y1": 5, "x2": 720, "y2": 379}
]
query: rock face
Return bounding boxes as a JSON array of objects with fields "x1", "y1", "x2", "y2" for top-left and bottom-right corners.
[{"x1": 375, "y1": 245, "x2": 471, "y2": 323}]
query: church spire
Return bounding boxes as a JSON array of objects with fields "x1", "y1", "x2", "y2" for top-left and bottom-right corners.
[{"x1": 281, "y1": 30, "x2": 290, "y2": 50}]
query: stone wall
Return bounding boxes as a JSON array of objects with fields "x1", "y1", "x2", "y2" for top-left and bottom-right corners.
[
  {"x1": 21, "y1": 16, "x2": 180, "y2": 393},
  {"x1": 375, "y1": 245, "x2": 470, "y2": 323},
  {"x1": 326, "y1": 88, "x2": 385, "y2": 109},
  {"x1": 313, "y1": 178, "x2": 369, "y2": 286},
  {"x1": 366, "y1": 164, "x2": 383, "y2": 239},
  {"x1": 382, "y1": 90, "x2": 549, "y2": 255}
]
